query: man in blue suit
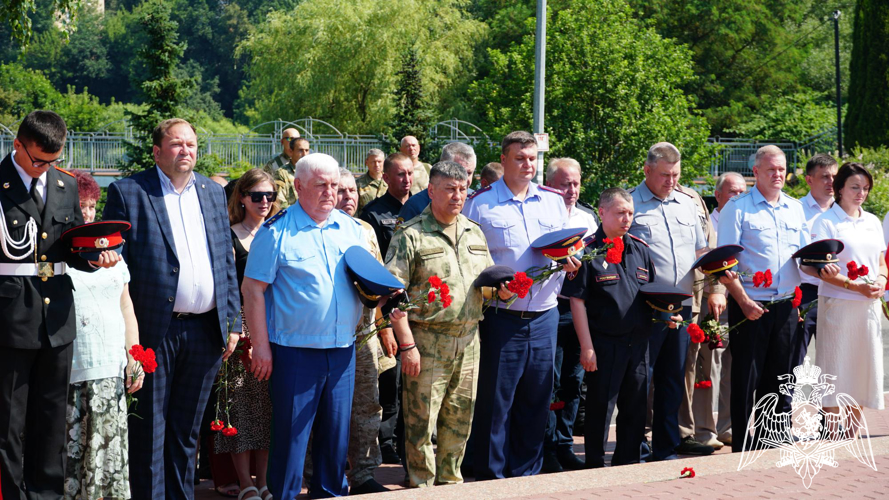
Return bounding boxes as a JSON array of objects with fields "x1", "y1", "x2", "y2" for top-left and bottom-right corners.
[{"x1": 103, "y1": 118, "x2": 239, "y2": 500}]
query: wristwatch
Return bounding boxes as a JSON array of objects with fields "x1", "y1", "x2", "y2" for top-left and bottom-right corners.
[{"x1": 843, "y1": 278, "x2": 851, "y2": 289}]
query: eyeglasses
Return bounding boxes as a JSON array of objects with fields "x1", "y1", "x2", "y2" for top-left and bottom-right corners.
[
  {"x1": 21, "y1": 143, "x2": 65, "y2": 169},
  {"x1": 246, "y1": 191, "x2": 277, "y2": 203}
]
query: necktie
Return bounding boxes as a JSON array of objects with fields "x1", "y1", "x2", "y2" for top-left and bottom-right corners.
[{"x1": 30, "y1": 177, "x2": 44, "y2": 215}]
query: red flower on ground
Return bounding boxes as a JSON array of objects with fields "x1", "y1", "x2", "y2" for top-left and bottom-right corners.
[
  {"x1": 687, "y1": 323, "x2": 706, "y2": 344},
  {"x1": 550, "y1": 401, "x2": 566, "y2": 411},
  {"x1": 221, "y1": 425, "x2": 238, "y2": 437},
  {"x1": 791, "y1": 286, "x2": 803, "y2": 308},
  {"x1": 752, "y1": 271, "x2": 765, "y2": 288},
  {"x1": 763, "y1": 269, "x2": 773, "y2": 288},
  {"x1": 507, "y1": 272, "x2": 535, "y2": 299},
  {"x1": 428, "y1": 291, "x2": 436, "y2": 303},
  {"x1": 428, "y1": 276, "x2": 443, "y2": 288},
  {"x1": 210, "y1": 420, "x2": 224, "y2": 431},
  {"x1": 680, "y1": 467, "x2": 696, "y2": 478}
]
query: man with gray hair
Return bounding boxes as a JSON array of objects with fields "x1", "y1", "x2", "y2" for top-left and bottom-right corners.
[
  {"x1": 542, "y1": 156, "x2": 598, "y2": 472},
  {"x1": 399, "y1": 142, "x2": 477, "y2": 223},
  {"x1": 629, "y1": 142, "x2": 715, "y2": 460},
  {"x1": 400, "y1": 135, "x2": 430, "y2": 194},
  {"x1": 242, "y1": 153, "x2": 369, "y2": 498},
  {"x1": 386, "y1": 161, "x2": 507, "y2": 487},
  {"x1": 357, "y1": 148, "x2": 387, "y2": 215}
]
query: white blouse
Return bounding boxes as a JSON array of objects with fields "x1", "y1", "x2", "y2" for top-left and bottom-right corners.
[{"x1": 812, "y1": 203, "x2": 884, "y2": 301}]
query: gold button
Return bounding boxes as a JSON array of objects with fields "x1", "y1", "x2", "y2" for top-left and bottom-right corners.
[
  {"x1": 41, "y1": 232, "x2": 48, "y2": 239},
  {"x1": 40, "y1": 255, "x2": 47, "y2": 261},
  {"x1": 12, "y1": 220, "x2": 17, "y2": 225},
  {"x1": 44, "y1": 297, "x2": 50, "y2": 305}
]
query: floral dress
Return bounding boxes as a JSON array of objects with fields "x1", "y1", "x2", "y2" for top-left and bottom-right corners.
[{"x1": 64, "y1": 264, "x2": 131, "y2": 500}]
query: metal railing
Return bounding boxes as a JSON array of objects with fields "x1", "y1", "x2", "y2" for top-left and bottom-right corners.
[{"x1": 708, "y1": 128, "x2": 838, "y2": 177}]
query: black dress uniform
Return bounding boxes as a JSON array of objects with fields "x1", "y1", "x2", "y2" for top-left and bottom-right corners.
[
  {"x1": 560, "y1": 227, "x2": 656, "y2": 467},
  {"x1": 360, "y1": 191, "x2": 408, "y2": 258},
  {"x1": 0, "y1": 153, "x2": 93, "y2": 500}
]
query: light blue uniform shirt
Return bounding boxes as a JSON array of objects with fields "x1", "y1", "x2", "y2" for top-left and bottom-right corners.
[
  {"x1": 629, "y1": 182, "x2": 707, "y2": 303},
  {"x1": 463, "y1": 178, "x2": 568, "y2": 312},
  {"x1": 717, "y1": 185, "x2": 810, "y2": 301},
  {"x1": 244, "y1": 203, "x2": 368, "y2": 348}
]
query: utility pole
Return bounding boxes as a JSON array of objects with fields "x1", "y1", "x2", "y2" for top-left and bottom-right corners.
[
  {"x1": 833, "y1": 10, "x2": 843, "y2": 157},
  {"x1": 532, "y1": 0, "x2": 547, "y2": 184}
]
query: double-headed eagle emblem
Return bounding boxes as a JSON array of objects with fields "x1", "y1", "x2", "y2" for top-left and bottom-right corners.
[{"x1": 737, "y1": 356, "x2": 877, "y2": 488}]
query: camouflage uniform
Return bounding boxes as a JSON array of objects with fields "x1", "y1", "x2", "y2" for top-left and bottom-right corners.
[
  {"x1": 305, "y1": 219, "x2": 392, "y2": 488},
  {"x1": 272, "y1": 164, "x2": 297, "y2": 209},
  {"x1": 263, "y1": 152, "x2": 290, "y2": 173},
  {"x1": 385, "y1": 206, "x2": 494, "y2": 487},
  {"x1": 356, "y1": 173, "x2": 388, "y2": 216},
  {"x1": 410, "y1": 162, "x2": 431, "y2": 195}
]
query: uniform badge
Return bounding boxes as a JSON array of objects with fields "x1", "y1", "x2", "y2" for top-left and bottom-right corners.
[
  {"x1": 602, "y1": 262, "x2": 608, "y2": 269},
  {"x1": 57, "y1": 179, "x2": 65, "y2": 187},
  {"x1": 95, "y1": 237, "x2": 110, "y2": 248},
  {"x1": 2, "y1": 182, "x2": 8, "y2": 189},
  {"x1": 37, "y1": 262, "x2": 54, "y2": 279}
]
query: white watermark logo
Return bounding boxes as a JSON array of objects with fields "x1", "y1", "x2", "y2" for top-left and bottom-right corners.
[{"x1": 738, "y1": 356, "x2": 877, "y2": 488}]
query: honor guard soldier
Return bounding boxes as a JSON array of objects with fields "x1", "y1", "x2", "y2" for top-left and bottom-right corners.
[
  {"x1": 462, "y1": 130, "x2": 580, "y2": 479},
  {"x1": 561, "y1": 188, "x2": 660, "y2": 468},
  {"x1": 628, "y1": 142, "x2": 714, "y2": 460},
  {"x1": 0, "y1": 110, "x2": 121, "y2": 499},
  {"x1": 716, "y1": 145, "x2": 812, "y2": 452},
  {"x1": 385, "y1": 161, "x2": 506, "y2": 487}
]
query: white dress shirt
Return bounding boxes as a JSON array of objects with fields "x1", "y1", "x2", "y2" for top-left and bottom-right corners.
[
  {"x1": 710, "y1": 208, "x2": 719, "y2": 232},
  {"x1": 799, "y1": 192, "x2": 832, "y2": 286},
  {"x1": 812, "y1": 203, "x2": 884, "y2": 301},
  {"x1": 882, "y1": 211, "x2": 889, "y2": 246},
  {"x1": 567, "y1": 204, "x2": 599, "y2": 237},
  {"x1": 11, "y1": 151, "x2": 46, "y2": 203},
  {"x1": 157, "y1": 168, "x2": 216, "y2": 314}
]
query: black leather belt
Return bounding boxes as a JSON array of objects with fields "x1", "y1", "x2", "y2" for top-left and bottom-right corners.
[{"x1": 492, "y1": 307, "x2": 546, "y2": 320}]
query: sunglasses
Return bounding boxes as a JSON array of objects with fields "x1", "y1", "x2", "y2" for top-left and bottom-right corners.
[{"x1": 246, "y1": 191, "x2": 277, "y2": 203}]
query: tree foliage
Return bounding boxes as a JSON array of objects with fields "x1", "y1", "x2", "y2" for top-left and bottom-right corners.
[
  {"x1": 844, "y1": 0, "x2": 889, "y2": 149},
  {"x1": 471, "y1": 0, "x2": 712, "y2": 199},
  {"x1": 123, "y1": 0, "x2": 195, "y2": 173},
  {"x1": 386, "y1": 48, "x2": 435, "y2": 153},
  {"x1": 726, "y1": 89, "x2": 838, "y2": 142},
  {"x1": 0, "y1": 0, "x2": 82, "y2": 46},
  {"x1": 237, "y1": 0, "x2": 485, "y2": 132}
]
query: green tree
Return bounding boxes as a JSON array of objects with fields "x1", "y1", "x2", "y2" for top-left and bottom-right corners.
[
  {"x1": 237, "y1": 0, "x2": 485, "y2": 132},
  {"x1": 471, "y1": 0, "x2": 712, "y2": 198},
  {"x1": 844, "y1": 0, "x2": 889, "y2": 149},
  {"x1": 726, "y1": 89, "x2": 838, "y2": 142},
  {"x1": 124, "y1": 0, "x2": 195, "y2": 173},
  {"x1": 387, "y1": 48, "x2": 435, "y2": 154},
  {"x1": 0, "y1": 0, "x2": 81, "y2": 46}
]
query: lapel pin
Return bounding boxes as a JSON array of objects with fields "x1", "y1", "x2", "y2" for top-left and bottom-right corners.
[
  {"x1": 57, "y1": 179, "x2": 65, "y2": 187},
  {"x1": 201, "y1": 184, "x2": 206, "y2": 189},
  {"x1": 2, "y1": 183, "x2": 8, "y2": 189}
]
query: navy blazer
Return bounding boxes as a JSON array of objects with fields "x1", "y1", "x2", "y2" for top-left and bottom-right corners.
[{"x1": 103, "y1": 167, "x2": 238, "y2": 347}]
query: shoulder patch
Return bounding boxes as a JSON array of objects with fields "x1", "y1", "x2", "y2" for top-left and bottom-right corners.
[
  {"x1": 627, "y1": 233, "x2": 649, "y2": 247},
  {"x1": 538, "y1": 185, "x2": 563, "y2": 195},
  {"x1": 674, "y1": 188, "x2": 694, "y2": 198},
  {"x1": 55, "y1": 166, "x2": 75, "y2": 177},
  {"x1": 263, "y1": 209, "x2": 287, "y2": 227},
  {"x1": 467, "y1": 184, "x2": 492, "y2": 199}
]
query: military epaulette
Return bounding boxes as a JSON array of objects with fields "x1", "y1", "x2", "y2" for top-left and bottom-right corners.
[
  {"x1": 627, "y1": 186, "x2": 637, "y2": 193},
  {"x1": 627, "y1": 233, "x2": 649, "y2": 247},
  {"x1": 263, "y1": 209, "x2": 286, "y2": 227},
  {"x1": 538, "y1": 185, "x2": 563, "y2": 195},
  {"x1": 467, "y1": 185, "x2": 492, "y2": 199},
  {"x1": 397, "y1": 216, "x2": 421, "y2": 230},
  {"x1": 55, "y1": 166, "x2": 75, "y2": 177},
  {"x1": 674, "y1": 187, "x2": 695, "y2": 198}
]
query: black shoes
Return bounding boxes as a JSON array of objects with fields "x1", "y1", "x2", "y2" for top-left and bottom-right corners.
[
  {"x1": 350, "y1": 479, "x2": 390, "y2": 495},
  {"x1": 675, "y1": 435, "x2": 715, "y2": 456},
  {"x1": 380, "y1": 447, "x2": 401, "y2": 464},
  {"x1": 542, "y1": 452, "x2": 564, "y2": 473},
  {"x1": 558, "y1": 451, "x2": 588, "y2": 471}
]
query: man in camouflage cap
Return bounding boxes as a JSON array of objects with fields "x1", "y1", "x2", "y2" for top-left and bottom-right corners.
[
  {"x1": 356, "y1": 149, "x2": 388, "y2": 215},
  {"x1": 385, "y1": 161, "x2": 512, "y2": 487}
]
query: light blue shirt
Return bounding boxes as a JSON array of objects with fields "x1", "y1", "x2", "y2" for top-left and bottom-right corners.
[
  {"x1": 244, "y1": 203, "x2": 368, "y2": 348},
  {"x1": 798, "y1": 192, "x2": 832, "y2": 286},
  {"x1": 717, "y1": 185, "x2": 810, "y2": 301},
  {"x1": 463, "y1": 178, "x2": 568, "y2": 312},
  {"x1": 629, "y1": 182, "x2": 707, "y2": 302}
]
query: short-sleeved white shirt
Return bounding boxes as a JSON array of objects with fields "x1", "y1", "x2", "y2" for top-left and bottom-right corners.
[{"x1": 812, "y1": 203, "x2": 884, "y2": 301}]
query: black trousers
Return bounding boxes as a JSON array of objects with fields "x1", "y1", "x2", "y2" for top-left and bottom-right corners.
[
  {"x1": 790, "y1": 283, "x2": 819, "y2": 367},
  {"x1": 584, "y1": 328, "x2": 649, "y2": 467},
  {"x1": 0, "y1": 342, "x2": 73, "y2": 500},
  {"x1": 728, "y1": 297, "x2": 798, "y2": 453}
]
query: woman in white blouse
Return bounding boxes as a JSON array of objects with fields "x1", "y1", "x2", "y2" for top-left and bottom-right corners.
[{"x1": 806, "y1": 162, "x2": 886, "y2": 437}]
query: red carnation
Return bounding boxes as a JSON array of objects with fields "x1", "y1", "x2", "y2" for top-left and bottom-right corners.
[
  {"x1": 221, "y1": 425, "x2": 238, "y2": 437},
  {"x1": 752, "y1": 271, "x2": 765, "y2": 288},
  {"x1": 439, "y1": 283, "x2": 450, "y2": 295},
  {"x1": 847, "y1": 261, "x2": 860, "y2": 280},
  {"x1": 687, "y1": 323, "x2": 706, "y2": 344},
  {"x1": 507, "y1": 272, "x2": 534, "y2": 299},
  {"x1": 680, "y1": 467, "x2": 696, "y2": 478},
  {"x1": 428, "y1": 291, "x2": 436, "y2": 303},
  {"x1": 129, "y1": 345, "x2": 145, "y2": 361},
  {"x1": 859, "y1": 264, "x2": 870, "y2": 277},
  {"x1": 694, "y1": 380, "x2": 713, "y2": 389},
  {"x1": 550, "y1": 401, "x2": 566, "y2": 411},
  {"x1": 142, "y1": 359, "x2": 158, "y2": 374},
  {"x1": 442, "y1": 295, "x2": 453, "y2": 308},
  {"x1": 763, "y1": 269, "x2": 773, "y2": 288},
  {"x1": 428, "y1": 276, "x2": 443, "y2": 288},
  {"x1": 791, "y1": 286, "x2": 803, "y2": 308},
  {"x1": 210, "y1": 420, "x2": 224, "y2": 431},
  {"x1": 603, "y1": 237, "x2": 624, "y2": 264}
]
